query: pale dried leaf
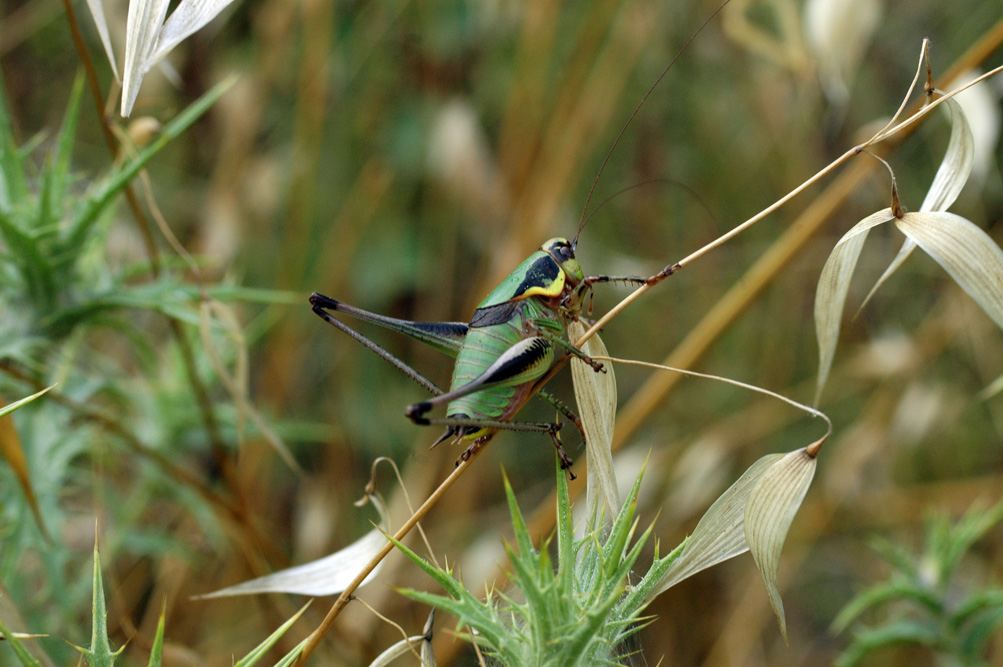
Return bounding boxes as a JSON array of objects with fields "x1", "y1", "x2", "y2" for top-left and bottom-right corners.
[
  {"x1": 650, "y1": 453, "x2": 783, "y2": 598},
  {"x1": 420, "y1": 609, "x2": 437, "y2": 666},
  {"x1": 857, "y1": 237, "x2": 916, "y2": 313},
  {"x1": 84, "y1": 0, "x2": 121, "y2": 81},
  {"x1": 804, "y1": 0, "x2": 883, "y2": 105},
  {"x1": 368, "y1": 636, "x2": 426, "y2": 667},
  {"x1": 814, "y1": 208, "x2": 894, "y2": 403},
  {"x1": 895, "y1": 211, "x2": 1003, "y2": 330},
  {"x1": 420, "y1": 636, "x2": 436, "y2": 667},
  {"x1": 0, "y1": 386, "x2": 54, "y2": 540},
  {"x1": 859, "y1": 98, "x2": 975, "y2": 314},
  {"x1": 745, "y1": 448, "x2": 817, "y2": 640},
  {"x1": 953, "y1": 70, "x2": 1001, "y2": 185},
  {"x1": 197, "y1": 496, "x2": 389, "y2": 598},
  {"x1": 150, "y1": 0, "x2": 240, "y2": 65},
  {"x1": 569, "y1": 321, "x2": 619, "y2": 523},
  {"x1": 121, "y1": 0, "x2": 172, "y2": 115},
  {"x1": 920, "y1": 97, "x2": 974, "y2": 213},
  {"x1": 980, "y1": 372, "x2": 1003, "y2": 400}
]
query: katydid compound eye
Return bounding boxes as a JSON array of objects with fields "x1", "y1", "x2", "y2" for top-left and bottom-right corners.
[{"x1": 547, "y1": 239, "x2": 574, "y2": 262}]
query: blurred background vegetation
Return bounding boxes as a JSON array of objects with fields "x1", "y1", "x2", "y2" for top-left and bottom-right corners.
[{"x1": 1, "y1": 0, "x2": 1002, "y2": 664}]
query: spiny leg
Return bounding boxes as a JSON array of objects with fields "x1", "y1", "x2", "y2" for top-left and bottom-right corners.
[
  {"x1": 565, "y1": 265, "x2": 681, "y2": 314},
  {"x1": 582, "y1": 263, "x2": 680, "y2": 290},
  {"x1": 537, "y1": 388, "x2": 587, "y2": 444},
  {"x1": 442, "y1": 419, "x2": 575, "y2": 478}
]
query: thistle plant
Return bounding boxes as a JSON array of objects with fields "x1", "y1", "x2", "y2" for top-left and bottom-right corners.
[
  {"x1": 393, "y1": 466, "x2": 680, "y2": 666},
  {"x1": 833, "y1": 501, "x2": 1003, "y2": 667}
]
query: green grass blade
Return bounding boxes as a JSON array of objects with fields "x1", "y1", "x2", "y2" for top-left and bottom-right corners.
[
  {"x1": 232, "y1": 603, "x2": 310, "y2": 667},
  {"x1": 144, "y1": 600, "x2": 166, "y2": 667},
  {"x1": 0, "y1": 72, "x2": 28, "y2": 213},
  {"x1": 64, "y1": 75, "x2": 237, "y2": 254}
]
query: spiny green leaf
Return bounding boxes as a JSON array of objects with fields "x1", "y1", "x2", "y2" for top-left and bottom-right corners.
[
  {"x1": 39, "y1": 72, "x2": 84, "y2": 231},
  {"x1": 555, "y1": 459, "x2": 575, "y2": 596},
  {"x1": 503, "y1": 471, "x2": 534, "y2": 560},
  {"x1": 957, "y1": 603, "x2": 1003, "y2": 657},
  {"x1": 389, "y1": 535, "x2": 464, "y2": 600},
  {"x1": 0, "y1": 74, "x2": 28, "y2": 212},
  {"x1": 830, "y1": 581, "x2": 940, "y2": 634},
  {"x1": 953, "y1": 589, "x2": 1003, "y2": 628},
  {"x1": 73, "y1": 538, "x2": 124, "y2": 667},
  {"x1": 555, "y1": 592, "x2": 623, "y2": 665},
  {"x1": 836, "y1": 620, "x2": 944, "y2": 667}
]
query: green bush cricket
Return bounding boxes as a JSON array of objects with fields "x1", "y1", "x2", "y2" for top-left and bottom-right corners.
[
  {"x1": 307, "y1": 10, "x2": 727, "y2": 472},
  {"x1": 310, "y1": 235, "x2": 676, "y2": 473}
]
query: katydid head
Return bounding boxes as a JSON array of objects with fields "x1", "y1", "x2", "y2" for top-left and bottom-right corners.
[
  {"x1": 542, "y1": 237, "x2": 592, "y2": 315},
  {"x1": 542, "y1": 237, "x2": 584, "y2": 287}
]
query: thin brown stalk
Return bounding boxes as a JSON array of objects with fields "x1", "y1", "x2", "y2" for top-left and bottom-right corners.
[{"x1": 292, "y1": 452, "x2": 481, "y2": 666}]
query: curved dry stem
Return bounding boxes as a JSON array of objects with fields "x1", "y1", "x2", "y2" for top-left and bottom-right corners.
[
  {"x1": 575, "y1": 49, "x2": 1003, "y2": 351},
  {"x1": 352, "y1": 597, "x2": 426, "y2": 665},
  {"x1": 596, "y1": 355, "x2": 833, "y2": 444},
  {"x1": 368, "y1": 457, "x2": 440, "y2": 570},
  {"x1": 292, "y1": 453, "x2": 479, "y2": 666}
]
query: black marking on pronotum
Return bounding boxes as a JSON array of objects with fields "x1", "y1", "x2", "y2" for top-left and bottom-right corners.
[{"x1": 506, "y1": 255, "x2": 561, "y2": 300}]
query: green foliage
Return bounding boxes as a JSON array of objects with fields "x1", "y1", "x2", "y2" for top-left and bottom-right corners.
[
  {"x1": 393, "y1": 460, "x2": 682, "y2": 666},
  {"x1": 61, "y1": 543, "x2": 306, "y2": 667},
  {"x1": 834, "y1": 501, "x2": 1003, "y2": 666},
  {"x1": 0, "y1": 616, "x2": 43, "y2": 667},
  {"x1": 0, "y1": 66, "x2": 300, "y2": 663}
]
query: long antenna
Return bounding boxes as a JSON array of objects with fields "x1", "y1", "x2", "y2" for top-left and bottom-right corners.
[{"x1": 572, "y1": 1, "x2": 733, "y2": 249}]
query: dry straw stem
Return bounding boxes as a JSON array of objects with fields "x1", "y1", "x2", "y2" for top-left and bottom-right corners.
[
  {"x1": 292, "y1": 453, "x2": 480, "y2": 666},
  {"x1": 579, "y1": 26, "x2": 1003, "y2": 453}
]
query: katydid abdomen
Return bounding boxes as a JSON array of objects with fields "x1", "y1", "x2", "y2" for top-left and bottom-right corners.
[{"x1": 446, "y1": 299, "x2": 561, "y2": 439}]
